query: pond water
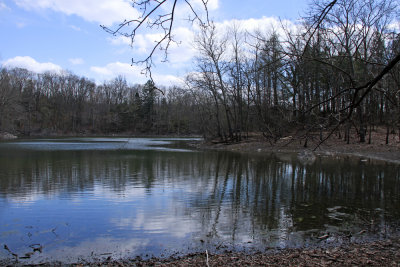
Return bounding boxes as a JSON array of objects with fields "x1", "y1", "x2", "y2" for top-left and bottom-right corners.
[{"x1": 0, "y1": 137, "x2": 399, "y2": 264}]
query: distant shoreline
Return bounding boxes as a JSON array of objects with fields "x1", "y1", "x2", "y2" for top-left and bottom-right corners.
[
  {"x1": 192, "y1": 130, "x2": 400, "y2": 165},
  {"x1": 0, "y1": 132, "x2": 202, "y2": 139},
  {"x1": 2, "y1": 131, "x2": 399, "y2": 164}
]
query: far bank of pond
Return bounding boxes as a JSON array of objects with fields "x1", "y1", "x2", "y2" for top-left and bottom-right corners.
[{"x1": 194, "y1": 129, "x2": 400, "y2": 165}]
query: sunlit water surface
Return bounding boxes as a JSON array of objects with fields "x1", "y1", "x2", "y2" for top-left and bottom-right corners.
[{"x1": 0, "y1": 137, "x2": 399, "y2": 264}]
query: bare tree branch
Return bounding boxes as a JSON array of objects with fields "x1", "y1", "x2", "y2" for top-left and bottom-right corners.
[{"x1": 101, "y1": 0, "x2": 210, "y2": 87}]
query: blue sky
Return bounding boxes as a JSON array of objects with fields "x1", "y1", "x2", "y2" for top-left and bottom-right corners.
[{"x1": 0, "y1": 0, "x2": 309, "y2": 86}]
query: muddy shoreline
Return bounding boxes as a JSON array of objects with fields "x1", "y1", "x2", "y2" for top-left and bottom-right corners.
[
  {"x1": 3, "y1": 237, "x2": 399, "y2": 266},
  {"x1": 117, "y1": 237, "x2": 400, "y2": 266},
  {"x1": 102, "y1": 237, "x2": 400, "y2": 266},
  {"x1": 192, "y1": 130, "x2": 400, "y2": 165}
]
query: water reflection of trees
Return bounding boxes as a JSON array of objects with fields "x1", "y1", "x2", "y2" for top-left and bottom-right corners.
[{"x1": 1, "y1": 149, "x2": 399, "y2": 241}]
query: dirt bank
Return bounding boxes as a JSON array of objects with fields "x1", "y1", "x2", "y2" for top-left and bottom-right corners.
[
  {"x1": 159, "y1": 239, "x2": 400, "y2": 266},
  {"x1": 193, "y1": 128, "x2": 400, "y2": 164},
  {"x1": 4, "y1": 237, "x2": 396, "y2": 266},
  {"x1": 123, "y1": 238, "x2": 400, "y2": 266}
]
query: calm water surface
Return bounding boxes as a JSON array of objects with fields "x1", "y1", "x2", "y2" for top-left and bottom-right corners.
[{"x1": 0, "y1": 138, "x2": 399, "y2": 263}]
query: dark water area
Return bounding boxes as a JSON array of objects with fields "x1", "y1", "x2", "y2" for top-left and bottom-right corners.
[{"x1": 0, "y1": 138, "x2": 399, "y2": 264}]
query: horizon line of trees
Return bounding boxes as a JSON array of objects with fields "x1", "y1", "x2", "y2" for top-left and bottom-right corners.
[{"x1": 0, "y1": 68, "x2": 200, "y2": 136}]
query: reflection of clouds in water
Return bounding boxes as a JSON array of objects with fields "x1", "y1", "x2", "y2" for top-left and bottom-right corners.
[
  {"x1": 7, "y1": 181, "x2": 148, "y2": 206},
  {"x1": 277, "y1": 207, "x2": 294, "y2": 247},
  {"x1": 111, "y1": 204, "x2": 196, "y2": 238},
  {"x1": 175, "y1": 179, "x2": 216, "y2": 195},
  {"x1": 7, "y1": 194, "x2": 42, "y2": 206},
  {"x1": 134, "y1": 211, "x2": 194, "y2": 238},
  {"x1": 91, "y1": 184, "x2": 147, "y2": 202},
  {"x1": 108, "y1": 194, "x2": 197, "y2": 239}
]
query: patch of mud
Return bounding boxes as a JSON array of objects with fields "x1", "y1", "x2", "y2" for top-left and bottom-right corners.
[{"x1": 3, "y1": 237, "x2": 398, "y2": 266}]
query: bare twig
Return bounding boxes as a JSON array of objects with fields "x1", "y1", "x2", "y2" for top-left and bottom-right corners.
[{"x1": 101, "y1": 0, "x2": 210, "y2": 83}]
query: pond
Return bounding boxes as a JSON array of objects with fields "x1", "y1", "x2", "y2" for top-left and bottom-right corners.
[{"x1": 0, "y1": 137, "x2": 399, "y2": 264}]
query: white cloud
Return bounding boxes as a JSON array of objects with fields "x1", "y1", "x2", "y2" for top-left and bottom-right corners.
[
  {"x1": 388, "y1": 21, "x2": 400, "y2": 32},
  {"x1": 109, "y1": 26, "x2": 196, "y2": 69},
  {"x1": 207, "y1": 0, "x2": 219, "y2": 10},
  {"x1": 109, "y1": 35, "x2": 132, "y2": 46},
  {"x1": 14, "y1": 0, "x2": 140, "y2": 26},
  {"x1": 90, "y1": 62, "x2": 129, "y2": 77},
  {"x1": 165, "y1": 28, "x2": 197, "y2": 68},
  {"x1": 16, "y1": 21, "x2": 26, "y2": 28},
  {"x1": 110, "y1": 33, "x2": 164, "y2": 54},
  {"x1": 90, "y1": 61, "x2": 183, "y2": 86},
  {"x1": 69, "y1": 57, "x2": 84, "y2": 65},
  {"x1": 0, "y1": 1, "x2": 10, "y2": 11},
  {"x1": 216, "y1": 16, "x2": 298, "y2": 37},
  {"x1": 2, "y1": 56, "x2": 63, "y2": 73},
  {"x1": 69, "y1": 25, "x2": 82, "y2": 31},
  {"x1": 153, "y1": 73, "x2": 184, "y2": 87}
]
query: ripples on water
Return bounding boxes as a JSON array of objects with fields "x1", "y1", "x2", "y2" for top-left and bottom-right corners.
[{"x1": 0, "y1": 138, "x2": 399, "y2": 264}]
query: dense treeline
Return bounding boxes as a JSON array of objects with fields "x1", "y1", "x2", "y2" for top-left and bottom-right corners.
[
  {"x1": 0, "y1": 69, "x2": 200, "y2": 135},
  {"x1": 186, "y1": 0, "x2": 400, "y2": 143},
  {"x1": 1, "y1": 0, "x2": 399, "y2": 142}
]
